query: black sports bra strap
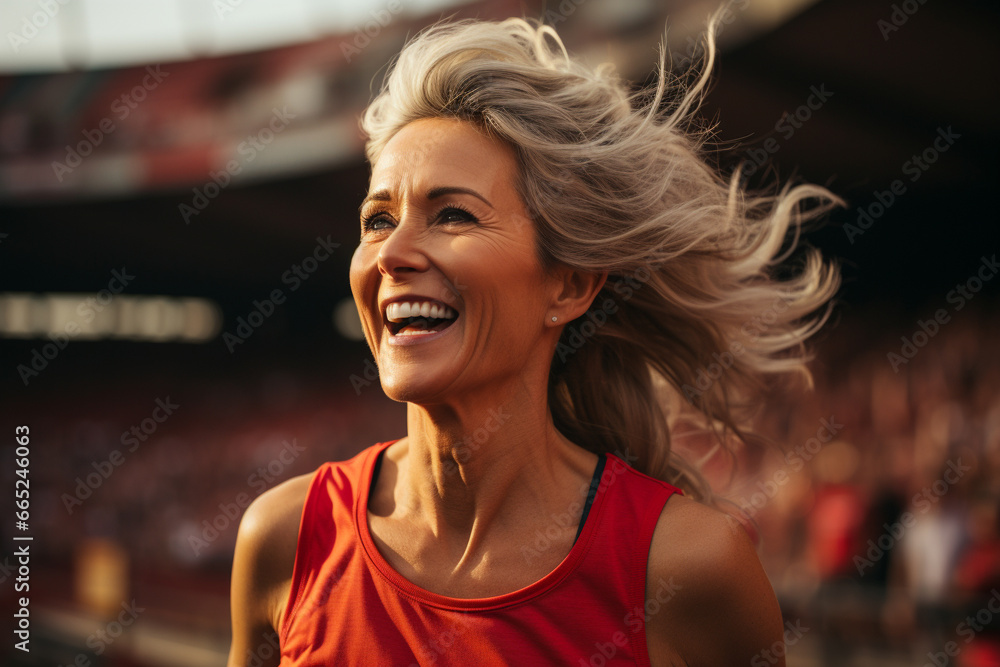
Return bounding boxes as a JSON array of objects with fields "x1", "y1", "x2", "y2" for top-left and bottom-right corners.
[
  {"x1": 574, "y1": 453, "x2": 606, "y2": 543},
  {"x1": 370, "y1": 446, "x2": 607, "y2": 544},
  {"x1": 368, "y1": 446, "x2": 386, "y2": 503}
]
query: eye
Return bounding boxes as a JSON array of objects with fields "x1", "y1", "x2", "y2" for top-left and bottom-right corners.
[
  {"x1": 436, "y1": 205, "x2": 478, "y2": 224},
  {"x1": 361, "y1": 211, "x2": 394, "y2": 233}
]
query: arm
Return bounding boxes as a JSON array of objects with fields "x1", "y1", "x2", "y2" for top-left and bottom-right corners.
[
  {"x1": 645, "y1": 495, "x2": 787, "y2": 667},
  {"x1": 228, "y1": 474, "x2": 312, "y2": 667}
]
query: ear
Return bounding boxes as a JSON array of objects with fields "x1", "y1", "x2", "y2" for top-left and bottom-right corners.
[{"x1": 547, "y1": 266, "x2": 608, "y2": 326}]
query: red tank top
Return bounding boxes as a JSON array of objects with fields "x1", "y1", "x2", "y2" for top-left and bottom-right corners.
[{"x1": 279, "y1": 441, "x2": 681, "y2": 666}]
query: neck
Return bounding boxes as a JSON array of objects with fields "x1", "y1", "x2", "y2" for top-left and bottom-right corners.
[{"x1": 393, "y1": 379, "x2": 596, "y2": 556}]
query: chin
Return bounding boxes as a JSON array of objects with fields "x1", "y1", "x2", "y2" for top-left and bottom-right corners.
[{"x1": 377, "y1": 366, "x2": 453, "y2": 405}]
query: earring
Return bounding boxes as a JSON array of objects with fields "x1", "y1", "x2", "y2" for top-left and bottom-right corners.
[{"x1": 551, "y1": 316, "x2": 558, "y2": 322}]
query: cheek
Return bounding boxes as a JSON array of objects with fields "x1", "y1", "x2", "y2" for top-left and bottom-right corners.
[
  {"x1": 350, "y1": 245, "x2": 383, "y2": 352},
  {"x1": 350, "y1": 245, "x2": 378, "y2": 320},
  {"x1": 349, "y1": 244, "x2": 370, "y2": 294},
  {"x1": 476, "y1": 257, "x2": 552, "y2": 328}
]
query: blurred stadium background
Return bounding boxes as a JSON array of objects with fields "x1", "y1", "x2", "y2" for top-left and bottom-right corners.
[{"x1": 1, "y1": 0, "x2": 997, "y2": 665}]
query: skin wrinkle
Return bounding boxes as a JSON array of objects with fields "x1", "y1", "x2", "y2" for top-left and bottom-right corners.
[{"x1": 350, "y1": 117, "x2": 605, "y2": 594}]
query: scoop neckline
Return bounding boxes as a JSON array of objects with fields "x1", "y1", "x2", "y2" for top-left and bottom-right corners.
[{"x1": 355, "y1": 440, "x2": 610, "y2": 611}]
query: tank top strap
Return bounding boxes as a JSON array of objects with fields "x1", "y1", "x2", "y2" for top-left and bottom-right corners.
[{"x1": 368, "y1": 445, "x2": 608, "y2": 544}]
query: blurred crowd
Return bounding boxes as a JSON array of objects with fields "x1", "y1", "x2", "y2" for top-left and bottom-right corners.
[
  {"x1": 20, "y1": 369, "x2": 404, "y2": 569},
  {"x1": 4, "y1": 298, "x2": 998, "y2": 665},
  {"x1": 747, "y1": 300, "x2": 1000, "y2": 666}
]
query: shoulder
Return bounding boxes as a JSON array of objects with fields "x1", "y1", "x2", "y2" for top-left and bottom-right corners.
[
  {"x1": 644, "y1": 494, "x2": 785, "y2": 667},
  {"x1": 229, "y1": 471, "x2": 315, "y2": 665}
]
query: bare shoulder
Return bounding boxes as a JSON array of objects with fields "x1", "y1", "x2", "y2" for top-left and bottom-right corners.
[
  {"x1": 237, "y1": 472, "x2": 314, "y2": 627},
  {"x1": 645, "y1": 494, "x2": 786, "y2": 667},
  {"x1": 228, "y1": 472, "x2": 314, "y2": 667},
  {"x1": 648, "y1": 494, "x2": 761, "y2": 584}
]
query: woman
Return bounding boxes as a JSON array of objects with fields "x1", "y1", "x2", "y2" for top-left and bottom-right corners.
[{"x1": 230, "y1": 15, "x2": 839, "y2": 666}]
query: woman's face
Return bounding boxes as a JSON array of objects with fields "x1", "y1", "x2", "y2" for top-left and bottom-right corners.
[{"x1": 350, "y1": 117, "x2": 561, "y2": 404}]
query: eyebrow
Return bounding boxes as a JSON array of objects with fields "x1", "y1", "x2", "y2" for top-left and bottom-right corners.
[{"x1": 359, "y1": 186, "x2": 494, "y2": 212}]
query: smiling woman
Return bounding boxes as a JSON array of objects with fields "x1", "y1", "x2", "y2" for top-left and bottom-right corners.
[
  {"x1": 228, "y1": 14, "x2": 840, "y2": 667},
  {"x1": 353, "y1": 118, "x2": 571, "y2": 404}
]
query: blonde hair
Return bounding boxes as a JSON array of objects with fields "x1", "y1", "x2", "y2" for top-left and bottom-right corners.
[{"x1": 361, "y1": 15, "x2": 841, "y2": 502}]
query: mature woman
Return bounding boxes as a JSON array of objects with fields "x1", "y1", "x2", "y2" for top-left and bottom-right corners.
[{"x1": 230, "y1": 15, "x2": 839, "y2": 667}]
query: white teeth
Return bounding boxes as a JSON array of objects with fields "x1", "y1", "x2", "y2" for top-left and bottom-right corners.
[
  {"x1": 394, "y1": 328, "x2": 437, "y2": 336},
  {"x1": 385, "y1": 301, "x2": 457, "y2": 323}
]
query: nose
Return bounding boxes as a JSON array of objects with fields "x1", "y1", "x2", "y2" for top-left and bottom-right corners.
[{"x1": 376, "y1": 216, "x2": 431, "y2": 279}]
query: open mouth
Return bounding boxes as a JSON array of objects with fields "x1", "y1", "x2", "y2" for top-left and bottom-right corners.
[
  {"x1": 388, "y1": 317, "x2": 457, "y2": 336},
  {"x1": 385, "y1": 301, "x2": 458, "y2": 337}
]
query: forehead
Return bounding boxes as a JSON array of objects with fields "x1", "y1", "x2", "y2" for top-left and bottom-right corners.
[{"x1": 370, "y1": 117, "x2": 520, "y2": 197}]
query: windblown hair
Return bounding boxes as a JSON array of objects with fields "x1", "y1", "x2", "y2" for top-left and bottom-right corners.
[{"x1": 361, "y1": 15, "x2": 841, "y2": 503}]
